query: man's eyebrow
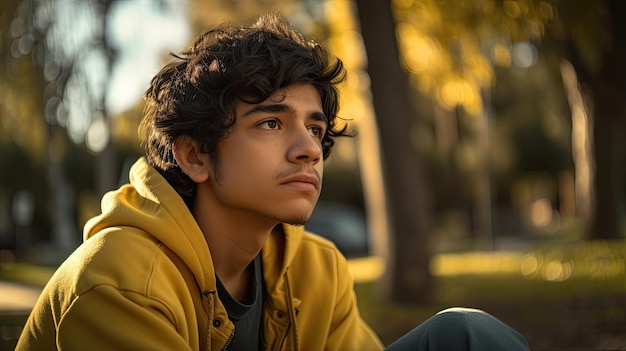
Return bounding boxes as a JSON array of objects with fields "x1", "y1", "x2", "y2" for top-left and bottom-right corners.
[
  {"x1": 240, "y1": 103, "x2": 328, "y2": 124},
  {"x1": 311, "y1": 111, "x2": 328, "y2": 125},
  {"x1": 240, "y1": 103, "x2": 293, "y2": 118}
]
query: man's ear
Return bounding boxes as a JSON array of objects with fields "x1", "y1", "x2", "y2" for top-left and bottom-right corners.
[{"x1": 172, "y1": 136, "x2": 211, "y2": 183}]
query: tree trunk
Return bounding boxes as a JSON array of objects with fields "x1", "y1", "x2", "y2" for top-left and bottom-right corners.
[
  {"x1": 355, "y1": 0, "x2": 433, "y2": 303},
  {"x1": 586, "y1": 0, "x2": 625, "y2": 240},
  {"x1": 559, "y1": 60, "x2": 593, "y2": 220},
  {"x1": 560, "y1": 0, "x2": 625, "y2": 240},
  {"x1": 95, "y1": 0, "x2": 119, "y2": 196},
  {"x1": 588, "y1": 87, "x2": 624, "y2": 239}
]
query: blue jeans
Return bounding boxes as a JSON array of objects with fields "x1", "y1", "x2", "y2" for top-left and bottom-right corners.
[{"x1": 385, "y1": 307, "x2": 530, "y2": 351}]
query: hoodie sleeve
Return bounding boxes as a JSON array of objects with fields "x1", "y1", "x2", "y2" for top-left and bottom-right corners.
[{"x1": 56, "y1": 284, "x2": 193, "y2": 351}]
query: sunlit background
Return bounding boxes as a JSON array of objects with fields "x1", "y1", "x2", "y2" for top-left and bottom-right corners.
[{"x1": 1, "y1": 0, "x2": 625, "y2": 349}]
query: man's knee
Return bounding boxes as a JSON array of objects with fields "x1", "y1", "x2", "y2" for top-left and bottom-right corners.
[
  {"x1": 385, "y1": 307, "x2": 530, "y2": 351},
  {"x1": 434, "y1": 307, "x2": 498, "y2": 330},
  {"x1": 426, "y1": 307, "x2": 530, "y2": 351}
]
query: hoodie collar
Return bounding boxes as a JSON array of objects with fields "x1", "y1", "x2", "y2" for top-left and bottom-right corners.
[{"x1": 261, "y1": 223, "x2": 304, "y2": 293}]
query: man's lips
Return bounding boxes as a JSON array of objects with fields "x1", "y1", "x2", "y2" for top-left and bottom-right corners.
[{"x1": 280, "y1": 173, "x2": 321, "y2": 190}]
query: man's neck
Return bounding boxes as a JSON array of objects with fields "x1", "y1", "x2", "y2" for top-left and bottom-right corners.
[
  {"x1": 206, "y1": 228, "x2": 264, "y2": 303},
  {"x1": 218, "y1": 258, "x2": 257, "y2": 303},
  {"x1": 191, "y1": 190, "x2": 276, "y2": 302}
]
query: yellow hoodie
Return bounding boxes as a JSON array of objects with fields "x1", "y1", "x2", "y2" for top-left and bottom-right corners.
[{"x1": 17, "y1": 158, "x2": 383, "y2": 350}]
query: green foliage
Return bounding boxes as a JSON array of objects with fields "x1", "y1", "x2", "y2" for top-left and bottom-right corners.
[{"x1": 393, "y1": 0, "x2": 556, "y2": 115}]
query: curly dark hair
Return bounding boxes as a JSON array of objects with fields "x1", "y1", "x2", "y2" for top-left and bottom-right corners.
[{"x1": 139, "y1": 13, "x2": 349, "y2": 207}]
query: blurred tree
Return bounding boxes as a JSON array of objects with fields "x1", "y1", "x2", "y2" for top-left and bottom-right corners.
[
  {"x1": 1, "y1": 0, "x2": 58, "y2": 254},
  {"x1": 0, "y1": 0, "x2": 47, "y2": 156},
  {"x1": 394, "y1": 0, "x2": 625, "y2": 241},
  {"x1": 546, "y1": 0, "x2": 625, "y2": 239},
  {"x1": 355, "y1": 0, "x2": 434, "y2": 303},
  {"x1": 353, "y1": 0, "x2": 572, "y2": 302},
  {"x1": 352, "y1": 0, "x2": 625, "y2": 304},
  {"x1": 321, "y1": 0, "x2": 391, "y2": 289},
  {"x1": 5, "y1": 0, "x2": 122, "y2": 252},
  {"x1": 2, "y1": 0, "x2": 188, "y2": 257},
  {"x1": 391, "y1": 0, "x2": 556, "y2": 244}
]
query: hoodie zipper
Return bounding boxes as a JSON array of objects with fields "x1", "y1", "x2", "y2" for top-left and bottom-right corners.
[{"x1": 221, "y1": 332, "x2": 234, "y2": 351}]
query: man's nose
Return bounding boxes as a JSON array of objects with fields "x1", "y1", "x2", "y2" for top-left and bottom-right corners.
[{"x1": 287, "y1": 127, "x2": 322, "y2": 164}]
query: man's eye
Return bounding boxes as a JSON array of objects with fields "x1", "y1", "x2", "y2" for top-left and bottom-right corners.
[
  {"x1": 260, "y1": 120, "x2": 279, "y2": 129},
  {"x1": 308, "y1": 126, "x2": 324, "y2": 138}
]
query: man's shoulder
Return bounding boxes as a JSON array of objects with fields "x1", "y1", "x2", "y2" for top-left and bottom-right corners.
[
  {"x1": 280, "y1": 230, "x2": 355, "y2": 302},
  {"x1": 289, "y1": 230, "x2": 350, "y2": 273},
  {"x1": 51, "y1": 228, "x2": 168, "y2": 296}
]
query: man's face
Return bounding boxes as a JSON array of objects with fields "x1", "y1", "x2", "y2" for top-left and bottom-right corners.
[{"x1": 205, "y1": 83, "x2": 326, "y2": 226}]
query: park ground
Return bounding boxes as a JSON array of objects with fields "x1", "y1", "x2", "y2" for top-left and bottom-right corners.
[
  {"x1": 1, "y1": 237, "x2": 626, "y2": 350},
  {"x1": 352, "y1": 238, "x2": 626, "y2": 350}
]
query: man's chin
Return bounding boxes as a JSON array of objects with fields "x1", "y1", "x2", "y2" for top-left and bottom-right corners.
[
  {"x1": 283, "y1": 218, "x2": 308, "y2": 226},
  {"x1": 280, "y1": 213, "x2": 312, "y2": 226}
]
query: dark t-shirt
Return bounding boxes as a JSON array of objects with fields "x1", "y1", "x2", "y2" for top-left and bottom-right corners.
[{"x1": 215, "y1": 254, "x2": 264, "y2": 350}]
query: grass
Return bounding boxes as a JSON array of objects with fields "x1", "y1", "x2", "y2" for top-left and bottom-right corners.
[
  {"x1": 0, "y1": 258, "x2": 55, "y2": 351},
  {"x1": 0, "y1": 263, "x2": 55, "y2": 287},
  {"x1": 355, "y1": 240, "x2": 626, "y2": 350},
  {"x1": 357, "y1": 275, "x2": 626, "y2": 348}
]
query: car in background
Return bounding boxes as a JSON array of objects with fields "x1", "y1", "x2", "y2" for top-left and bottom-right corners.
[{"x1": 305, "y1": 202, "x2": 369, "y2": 258}]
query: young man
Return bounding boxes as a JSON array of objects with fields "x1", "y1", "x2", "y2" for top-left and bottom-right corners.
[{"x1": 17, "y1": 14, "x2": 529, "y2": 351}]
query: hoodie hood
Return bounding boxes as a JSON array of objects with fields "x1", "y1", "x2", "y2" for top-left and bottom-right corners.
[
  {"x1": 83, "y1": 157, "x2": 304, "y2": 294},
  {"x1": 84, "y1": 158, "x2": 214, "y2": 291}
]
